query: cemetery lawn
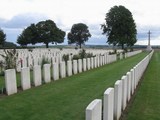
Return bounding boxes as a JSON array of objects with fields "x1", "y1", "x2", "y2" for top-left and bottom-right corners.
[
  {"x1": 0, "y1": 52, "x2": 148, "y2": 120},
  {"x1": 125, "y1": 51, "x2": 160, "y2": 120}
]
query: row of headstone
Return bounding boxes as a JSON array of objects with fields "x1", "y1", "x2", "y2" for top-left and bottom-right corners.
[
  {"x1": 125, "y1": 50, "x2": 142, "y2": 58},
  {"x1": 4, "y1": 50, "x2": 142, "y2": 95},
  {"x1": 15, "y1": 49, "x2": 114, "y2": 72},
  {"x1": 4, "y1": 54, "x2": 115, "y2": 95},
  {"x1": 85, "y1": 50, "x2": 154, "y2": 120}
]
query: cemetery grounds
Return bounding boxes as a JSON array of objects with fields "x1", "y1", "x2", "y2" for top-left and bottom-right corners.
[{"x1": 0, "y1": 51, "x2": 159, "y2": 120}]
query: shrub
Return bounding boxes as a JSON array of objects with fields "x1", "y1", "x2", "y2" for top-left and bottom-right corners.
[
  {"x1": 72, "y1": 54, "x2": 80, "y2": 60},
  {"x1": 62, "y1": 54, "x2": 69, "y2": 63},
  {"x1": 41, "y1": 56, "x2": 50, "y2": 68},
  {"x1": 0, "y1": 49, "x2": 18, "y2": 70}
]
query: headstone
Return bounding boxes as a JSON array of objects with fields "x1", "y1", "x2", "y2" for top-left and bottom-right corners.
[
  {"x1": 130, "y1": 69, "x2": 135, "y2": 94},
  {"x1": 73, "y1": 60, "x2": 78, "y2": 74},
  {"x1": 91, "y1": 57, "x2": 94, "y2": 69},
  {"x1": 78, "y1": 59, "x2": 82, "y2": 73},
  {"x1": 87, "y1": 58, "x2": 91, "y2": 70},
  {"x1": 103, "y1": 88, "x2": 114, "y2": 120},
  {"x1": 52, "y1": 63, "x2": 59, "y2": 80},
  {"x1": 83, "y1": 58, "x2": 87, "y2": 71},
  {"x1": 5, "y1": 69, "x2": 17, "y2": 95},
  {"x1": 94, "y1": 57, "x2": 97, "y2": 68},
  {"x1": 67, "y1": 61, "x2": 72, "y2": 76},
  {"x1": 43, "y1": 64, "x2": 51, "y2": 83},
  {"x1": 127, "y1": 72, "x2": 131, "y2": 101},
  {"x1": 121, "y1": 76, "x2": 127, "y2": 110},
  {"x1": 21, "y1": 67, "x2": 31, "y2": 90},
  {"x1": 60, "y1": 62, "x2": 66, "y2": 78},
  {"x1": 86, "y1": 99, "x2": 102, "y2": 120},
  {"x1": 33, "y1": 65, "x2": 42, "y2": 86},
  {"x1": 114, "y1": 80, "x2": 122, "y2": 120}
]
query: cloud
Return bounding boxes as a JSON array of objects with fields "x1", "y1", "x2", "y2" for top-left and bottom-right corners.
[
  {"x1": 0, "y1": 13, "x2": 49, "y2": 42},
  {"x1": 0, "y1": 13, "x2": 49, "y2": 29}
]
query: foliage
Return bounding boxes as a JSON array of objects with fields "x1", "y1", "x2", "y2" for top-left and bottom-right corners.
[
  {"x1": 79, "y1": 49, "x2": 87, "y2": 59},
  {"x1": 17, "y1": 20, "x2": 66, "y2": 48},
  {"x1": 17, "y1": 24, "x2": 38, "y2": 47},
  {"x1": 68, "y1": 23, "x2": 91, "y2": 48},
  {"x1": 101, "y1": 5, "x2": 137, "y2": 49},
  {"x1": 0, "y1": 60, "x2": 5, "y2": 76},
  {"x1": 3, "y1": 41, "x2": 17, "y2": 48},
  {"x1": 0, "y1": 29, "x2": 6, "y2": 47},
  {"x1": 0, "y1": 49, "x2": 18, "y2": 70},
  {"x1": 72, "y1": 49, "x2": 95, "y2": 60},
  {"x1": 72, "y1": 54, "x2": 80, "y2": 60},
  {"x1": 62, "y1": 54, "x2": 70, "y2": 63},
  {"x1": 41, "y1": 56, "x2": 50, "y2": 68}
]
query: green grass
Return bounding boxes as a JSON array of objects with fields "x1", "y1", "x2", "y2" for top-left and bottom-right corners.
[
  {"x1": 0, "y1": 52, "x2": 148, "y2": 120},
  {"x1": 125, "y1": 51, "x2": 160, "y2": 120}
]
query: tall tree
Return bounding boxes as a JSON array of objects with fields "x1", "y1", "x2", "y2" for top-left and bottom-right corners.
[
  {"x1": 17, "y1": 24, "x2": 38, "y2": 46},
  {"x1": 17, "y1": 20, "x2": 65, "y2": 48},
  {"x1": 0, "y1": 29, "x2": 6, "y2": 47},
  {"x1": 68, "y1": 23, "x2": 91, "y2": 48},
  {"x1": 101, "y1": 5, "x2": 137, "y2": 49},
  {"x1": 36, "y1": 20, "x2": 65, "y2": 48}
]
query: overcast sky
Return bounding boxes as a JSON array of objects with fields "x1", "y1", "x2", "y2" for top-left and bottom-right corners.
[{"x1": 0, "y1": 0, "x2": 160, "y2": 45}]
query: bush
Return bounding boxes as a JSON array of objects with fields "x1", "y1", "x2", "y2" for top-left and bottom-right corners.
[
  {"x1": 72, "y1": 54, "x2": 80, "y2": 60},
  {"x1": 72, "y1": 49, "x2": 95, "y2": 60},
  {"x1": 41, "y1": 56, "x2": 50, "y2": 68},
  {"x1": 0, "y1": 49, "x2": 18, "y2": 69},
  {"x1": 62, "y1": 54, "x2": 69, "y2": 63}
]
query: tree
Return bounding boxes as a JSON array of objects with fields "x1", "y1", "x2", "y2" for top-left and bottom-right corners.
[
  {"x1": 36, "y1": 20, "x2": 65, "y2": 48},
  {"x1": 68, "y1": 23, "x2": 91, "y2": 48},
  {"x1": 17, "y1": 24, "x2": 38, "y2": 47},
  {"x1": 17, "y1": 20, "x2": 65, "y2": 48},
  {"x1": 0, "y1": 29, "x2": 6, "y2": 47},
  {"x1": 101, "y1": 5, "x2": 137, "y2": 49}
]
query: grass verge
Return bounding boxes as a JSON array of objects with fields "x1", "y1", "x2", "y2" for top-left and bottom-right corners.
[
  {"x1": 0, "y1": 52, "x2": 148, "y2": 120},
  {"x1": 123, "y1": 51, "x2": 160, "y2": 120}
]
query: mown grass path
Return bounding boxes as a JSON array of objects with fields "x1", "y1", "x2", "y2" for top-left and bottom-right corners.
[
  {"x1": 125, "y1": 51, "x2": 160, "y2": 120},
  {"x1": 0, "y1": 52, "x2": 148, "y2": 120}
]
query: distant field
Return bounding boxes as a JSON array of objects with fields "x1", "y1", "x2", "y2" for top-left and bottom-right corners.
[
  {"x1": 125, "y1": 51, "x2": 160, "y2": 120},
  {"x1": 0, "y1": 52, "x2": 148, "y2": 120}
]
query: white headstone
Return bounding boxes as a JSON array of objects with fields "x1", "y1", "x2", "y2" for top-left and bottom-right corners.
[
  {"x1": 33, "y1": 65, "x2": 42, "y2": 86},
  {"x1": 121, "y1": 76, "x2": 127, "y2": 110},
  {"x1": 83, "y1": 58, "x2": 87, "y2": 71},
  {"x1": 5, "y1": 69, "x2": 17, "y2": 95},
  {"x1": 78, "y1": 59, "x2": 82, "y2": 73},
  {"x1": 73, "y1": 60, "x2": 78, "y2": 74},
  {"x1": 60, "y1": 62, "x2": 66, "y2": 78},
  {"x1": 103, "y1": 88, "x2": 114, "y2": 120},
  {"x1": 127, "y1": 72, "x2": 131, "y2": 101},
  {"x1": 52, "y1": 63, "x2": 59, "y2": 80},
  {"x1": 67, "y1": 61, "x2": 72, "y2": 76},
  {"x1": 21, "y1": 67, "x2": 31, "y2": 90},
  {"x1": 86, "y1": 99, "x2": 102, "y2": 120},
  {"x1": 43, "y1": 64, "x2": 51, "y2": 83},
  {"x1": 114, "y1": 80, "x2": 122, "y2": 120}
]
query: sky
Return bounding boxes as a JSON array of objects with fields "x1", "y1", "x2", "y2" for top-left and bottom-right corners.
[{"x1": 0, "y1": 0, "x2": 160, "y2": 46}]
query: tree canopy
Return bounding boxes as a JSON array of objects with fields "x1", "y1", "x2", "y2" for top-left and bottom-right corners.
[
  {"x1": 101, "y1": 5, "x2": 137, "y2": 49},
  {"x1": 0, "y1": 29, "x2": 6, "y2": 47},
  {"x1": 67, "y1": 23, "x2": 91, "y2": 48},
  {"x1": 17, "y1": 20, "x2": 65, "y2": 48}
]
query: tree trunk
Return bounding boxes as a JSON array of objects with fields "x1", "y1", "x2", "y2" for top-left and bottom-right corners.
[
  {"x1": 79, "y1": 43, "x2": 82, "y2": 49},
  {"x1": 121, "y1": 44, "x2": 124, "y2": 50},
  {"x1": 46, "y1": 43, "x2": 49, "y2": 48}
]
